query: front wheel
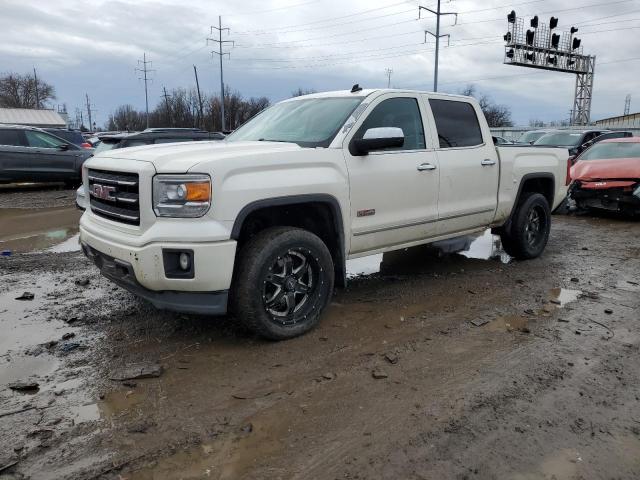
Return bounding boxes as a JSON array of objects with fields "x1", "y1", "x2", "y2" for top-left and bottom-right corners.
[
  {"x1": 500, "y1": 193, "x2": 551, "y2": 260},
  {"x1": 231, "y1": 227, "x2": 335, "y2": 340}
]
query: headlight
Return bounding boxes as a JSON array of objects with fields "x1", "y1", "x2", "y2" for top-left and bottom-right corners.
[{"x1": 153, "y1": 174, "x2": 211, "y2": 218}]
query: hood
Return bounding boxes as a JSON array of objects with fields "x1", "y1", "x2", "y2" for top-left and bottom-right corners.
[
  {"x1": 92, "y1": 140, "x2": 302, "y2": 173},
  {"x1": 571, "y1": 157, "x2": 640, "y2": 181}
]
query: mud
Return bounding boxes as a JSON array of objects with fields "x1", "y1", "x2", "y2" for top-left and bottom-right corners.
[{"x1": 0, "y1": 188, "x2": 639, "y2": 480}]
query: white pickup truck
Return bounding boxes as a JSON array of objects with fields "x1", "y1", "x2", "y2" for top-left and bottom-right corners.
[{"x1": 80, "y1": 88, "x2": 569, "y2": 339}]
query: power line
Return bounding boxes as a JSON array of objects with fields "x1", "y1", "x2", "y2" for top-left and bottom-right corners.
[
  {"x1": 207, "y1": 16, "x2": 234, "y2": 131},
  {"x1": 135, "y1": 52, "x2": 155, "y2": 129}
]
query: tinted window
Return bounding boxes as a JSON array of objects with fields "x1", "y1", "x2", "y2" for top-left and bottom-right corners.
[
  {"x1": 355, "y1": 97, "x2": 426, "y2": 151},
  {"x1": 45, "y1": 129, "x2": 84, "y2": 145},
  {"x1": 25, "y1": 130, "x2": 66, "y2": 148},
  {"x1": 429, "y1": 99, "x2": 483, "y2": 148},
  {"x1": 0, "y1": 129, "x2": 23, "y2": 146}
]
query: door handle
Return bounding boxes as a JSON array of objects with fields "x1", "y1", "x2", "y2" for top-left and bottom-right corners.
[
  {"x1": 417, "y1": 163, "x2": 437, "y2": 171},
  {"x1": 481, "y1": 158, "x2": 496, "y2": 166}
]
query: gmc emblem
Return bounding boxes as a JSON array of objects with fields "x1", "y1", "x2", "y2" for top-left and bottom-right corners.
[{"x1": 91, "y1": 184, "x2": 116, "y2": 201}]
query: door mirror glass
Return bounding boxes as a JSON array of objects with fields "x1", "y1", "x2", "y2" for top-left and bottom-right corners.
[{"x1": 351, "y1": 127, "x2": 404, "y2": 156}]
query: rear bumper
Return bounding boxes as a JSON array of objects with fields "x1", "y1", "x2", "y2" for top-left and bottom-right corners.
[{"x1": 82, "y1": 242, "x2": 228, "y2": 315}]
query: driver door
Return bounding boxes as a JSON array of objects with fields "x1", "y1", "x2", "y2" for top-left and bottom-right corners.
[
  {"x1": 23, "y1": 130, "x2": 79, "y2": 180},
  {"x1": 344, "y1": 94, "x2": 440, "y2": 254}
]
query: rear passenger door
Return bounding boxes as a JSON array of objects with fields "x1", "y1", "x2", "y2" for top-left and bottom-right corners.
[
  {"x1": 0, "y1": 129, "x2": 32, "y2": 182},
  {"x1": 425, "y1": 97, "x2": 499, "y2": 235}
]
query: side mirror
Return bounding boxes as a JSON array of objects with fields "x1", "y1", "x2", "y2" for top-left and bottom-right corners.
[
  {"x1": 58, "y1": 144, "x2": 70, "y2": 151},
  {"x1": 350, "y1": 127, "x2": 404, "y2": 156}
]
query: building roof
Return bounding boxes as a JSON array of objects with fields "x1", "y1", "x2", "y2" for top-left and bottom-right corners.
[{"x1": 0, "y1": 108, "x2": 66, "y2": 128}]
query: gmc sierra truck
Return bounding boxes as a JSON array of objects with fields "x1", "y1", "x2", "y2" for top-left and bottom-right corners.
[{"x1": 80, "y1": 88, "x2": 570, "y2": 339}]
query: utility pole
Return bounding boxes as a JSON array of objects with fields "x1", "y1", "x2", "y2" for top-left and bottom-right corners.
[
  {"x1": 193, "y1": 65, "x2": 205, "y2": 130},
  {"x1": 162, "y1": 87, "x2": 172, "y2": 127},
  {"x1": 420, "y1": 1, "x2": 457, "y2": 92},
  {"x1": 135, "y1": 53, "x2": 155, "y2": 129},
  {"x1": 624, "y1": 94, "x2": 631, "y2": 116},
  {"x1": 33, "y1": 67, "x2": 40, "y2": 109},
  {"x1": 385, "y1": 68, "x2": 393, "y2": 88},
  {"x1": 85, "y1": 93, "x2": 95, "y2": 132},
  {"x1": 207, "y1": 16, "x2": 234, "y2": 131}
]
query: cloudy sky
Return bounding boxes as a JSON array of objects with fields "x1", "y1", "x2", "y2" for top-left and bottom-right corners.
[{"x1": 1, "y1": 0, "x2": 639, "y2": 127}]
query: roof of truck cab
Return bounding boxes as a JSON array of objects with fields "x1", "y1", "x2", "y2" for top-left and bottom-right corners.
[{"x1": 599, "y1": 136, "x2": 640, "y2": 143}]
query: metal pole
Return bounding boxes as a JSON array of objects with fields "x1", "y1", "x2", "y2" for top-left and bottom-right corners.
[
  {"x1": 193, "y1": 65, "x2": 204, "y2": 130},
  {"x1": 143, "y1": 53, "x2": 149, "y2": 129},
  {"x1": 85, "y1": 93, "x2": 92, "y2": 130},
  {"x1": 434, "y1": 0, "x2": 440, "y2": 92},
  {"x1": 219, "y1": 16, "x2": 226, "y2": 131}
]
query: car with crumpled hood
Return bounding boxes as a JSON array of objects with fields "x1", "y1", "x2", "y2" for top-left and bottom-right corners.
[{"x1": 569, "y1": 137, "x2": 640, "y2": 216}]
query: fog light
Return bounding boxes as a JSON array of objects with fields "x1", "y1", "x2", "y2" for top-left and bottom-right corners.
[{"x1": 179, "y1": 252, "x2": 190, "y2": 271}]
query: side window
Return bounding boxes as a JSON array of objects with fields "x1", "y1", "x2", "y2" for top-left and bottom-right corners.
[
  {"x1": 429, "y1": 99, "x2": 484, "y2": 148},
  {"x1": 25, "y1": 130, "x2": 66, "y2": 148},
  {"x1": 0, "y1": 129, "x2": 24, "y2": 146},
  {"x1": 354, "y1": 97, "x2": 426, "y2": 151}
]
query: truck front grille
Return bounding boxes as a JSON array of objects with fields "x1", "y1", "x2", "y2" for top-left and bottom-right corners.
[{"x1": 88, "y1": 169, "x2": 140, "y2": 226}]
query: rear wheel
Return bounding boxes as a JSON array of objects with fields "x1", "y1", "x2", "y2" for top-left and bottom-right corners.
[
  {"x1": 231, "y1": 227, "x2": 334, "y2": 340},
  {"x1": 500, "y1": 193, "x2": 551, "y2": 260}
]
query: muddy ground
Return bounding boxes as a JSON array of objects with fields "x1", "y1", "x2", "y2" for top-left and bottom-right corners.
[{"x1": 0, "y1": 187, "x2": 639, "y2": 480}]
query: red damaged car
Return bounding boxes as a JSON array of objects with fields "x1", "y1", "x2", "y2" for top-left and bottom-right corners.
[{"x1": 569, "y1": 137, "x2": 640, "y2": 216}]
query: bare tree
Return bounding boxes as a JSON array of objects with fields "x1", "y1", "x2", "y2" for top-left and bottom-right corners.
[
  {"x1": 107, "y1": 105, "x2": 147, "y2": 131},
  {"x1": 291, "y1": 87, "x2": 317, "y2": 97},
  {"x1": 0, "y1": 72, "x2": 56, "y2": 109},
  {"x1": 460, "y1": 85, "x2": 513, "y2": 128}
]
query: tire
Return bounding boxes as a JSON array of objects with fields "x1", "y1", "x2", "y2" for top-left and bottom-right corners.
[
  {"x1": 231, "y1": 227, "x2": 335, "y2": 340},
  {"x1": 500, "y1": 193, "x2": 551, "y2": 260}
]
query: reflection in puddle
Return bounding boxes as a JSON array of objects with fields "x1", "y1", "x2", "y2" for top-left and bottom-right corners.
[
  {"x1": 459, "y1": 229, "x2": 512, "y2": 264},
  {"x1": 549, "y1": 288, "x2": 581, "y2": 307},
  {"x1": 345, "y1": 230, "x2": 510, "y2": 279}
]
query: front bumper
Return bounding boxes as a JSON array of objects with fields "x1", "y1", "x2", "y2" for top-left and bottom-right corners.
[
  {"x1": 82, "y1": 243, "x2": 228, "y2": 315},
  {"x1": 79, "y1": 215, "x2": 237, "y2": 315},
  {"x1": 570, "y1": 182, "x2": 640, "y2": 213}
]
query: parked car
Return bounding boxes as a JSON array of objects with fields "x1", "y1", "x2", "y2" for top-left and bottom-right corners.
[
  {"x1": 95, "y1": 129, "x2": 225, "y2": 154},
  {"x1": 80, "y1": 88, "x2": 570, "y2": 340},
  {"x1": 0, "y1": 125, "x2": 93, "y2": 186},
  {"x1": 493, "y1": 135, "x2": 513, "y2": 145},
  {"x1": 569, "y1": 137, "x2": 640, "y2": 216},
  {"x1": 533, "y1": 129, "x2": 609, "y2": 157},
  {"x1": 516, "y1": 129, "x2": 557, "y2": 145},
  {"x1": 580, "y1": 130, "x2": 633, "y2": 151},
  {"x1": 44, "y1": 128, "x2": 93, "y2": 149}
]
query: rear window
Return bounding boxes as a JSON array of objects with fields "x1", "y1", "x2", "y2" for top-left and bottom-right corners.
[
  {"x1": 429, "y1": 99, "x2": 483, "y2": 148},
  {"x1": 579, "y1": 142, "x2": 640, "y2": 160},
  {"x1": 0, "y1": 129, "x2": 23, "y2": 146}
]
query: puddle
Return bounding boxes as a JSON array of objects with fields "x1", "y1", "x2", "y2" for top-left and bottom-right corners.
[
  {"x1": 0, "y1": 206, "x2": 81, "y2": 253},
  {"x1": 549, "y1": 288, "x2": 581, "y2": 307},
  {"x1": 459, "y1": 229, "x2": 512, "y2": 264},
  {"x1": 487, "y1": 315, "x2": 530, "y2": 333},
  {"x1": 346, "y1": 254, "x2": 384, "y2": 278},
  {"x1": 98, "y1": 389, "x2": 145, "y2": 419}
]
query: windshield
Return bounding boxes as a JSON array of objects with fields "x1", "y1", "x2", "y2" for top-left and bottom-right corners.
[
  {"x1": 534, "y1": 132, "x2": 583, "y2": 146},
  {"x1": 519, "y1": 131, "x2": 548, "y2": 143},
  {"x1": 579, "y1": 141, "x2": 640, "y2": 160},
  {"x1": 226, "y1": 97, "x2": 363, "y2": 148}
]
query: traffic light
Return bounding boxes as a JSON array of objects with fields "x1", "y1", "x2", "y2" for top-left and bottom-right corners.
[
  {"x1": 506, "y1": 49, "x2": 515, "y2": 59},
  {"x1": 572, "y1": 37, "x2": 581, "y2": 50},
  {"x1": 526, "y1": 29, "x2": 535, "y2": 45},
  {"x1": 549, "y1": 17, "x2": 558, "y2": 29},
  {"x1": 551, "y1": 33, "x2": 560, "y2": 49},
  {"x1": 508, "y1": 10, "x2": 516, "y2": 23},
  {"x1": 530, "y1": 16, "x2": 539, "y2": 28},
  {"x1": 504, "y1": 32, "x2": 512, "y2": 43},
  {"x1": 525, "y1": 53, "x2": 535, "y2": 62}
]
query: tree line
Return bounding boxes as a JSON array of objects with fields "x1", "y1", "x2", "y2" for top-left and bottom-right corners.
[
  {"x1": 0, "y1": 72, "x2": 56, "y2": 109},
  {"x1": 106, "y1": 86, "x2": 270, "y2": 132}
]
